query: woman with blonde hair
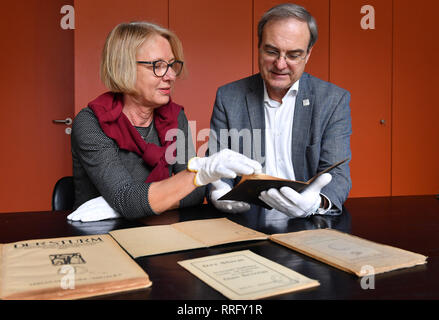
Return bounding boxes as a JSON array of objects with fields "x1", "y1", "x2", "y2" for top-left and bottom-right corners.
[{"x1": 68, "y1": 22, "x2": 261, "y2": 222}]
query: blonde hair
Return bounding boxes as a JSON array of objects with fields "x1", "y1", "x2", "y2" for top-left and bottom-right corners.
[{"x1": 100, "y1": 21, "x2": 185, "y2": 94}]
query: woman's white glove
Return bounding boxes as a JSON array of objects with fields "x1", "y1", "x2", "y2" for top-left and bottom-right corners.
[
  {"x1": 188, "y1": 149, "x2": 262, "y2": 186},
  {"x1": 210, "y1": 180, "x2": 251, "y2": 213},
  {"x1": 67, "y1": 196, "x2": 121, "y2": 222},
  {"x1": 259, "y1": 173, "x2": 332, "y2": 218}
]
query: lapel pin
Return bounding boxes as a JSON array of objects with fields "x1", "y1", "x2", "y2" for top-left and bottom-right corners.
[{"x1": 303, "y1": 99, "x2": 310, "y2": 106}]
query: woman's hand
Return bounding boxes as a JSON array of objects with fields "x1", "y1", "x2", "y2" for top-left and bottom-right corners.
[
  {"x1": 187, "y1": 149, "x2": 262, "y2": 186},
  {"x1": 67, "y1": 196, "x2": 121, "y2": 222}
]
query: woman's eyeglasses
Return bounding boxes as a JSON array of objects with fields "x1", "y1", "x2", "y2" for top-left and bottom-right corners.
[{"x1": 136, "y1": 59, "x2": 184, "y2": 77}]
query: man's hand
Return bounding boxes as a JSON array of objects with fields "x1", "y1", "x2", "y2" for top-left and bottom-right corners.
[
  {"x1": 210, "y1": 179, "x2": 251, "y2": 213},
  {"x1": 67, "y1": 196, "x2": 121, "y2": 222},
  {"x1": 188, "y1": 149, "x2": 262, "y2": 186},
  {"x1": 259, "y1": 173, "x2": 332, "y2": 218}
]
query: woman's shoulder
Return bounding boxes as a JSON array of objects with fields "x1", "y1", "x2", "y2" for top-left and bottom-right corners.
[
  {"x1": 71, "y1": 107, "x2": 110, "y2": 144},
  {"x1": 73, "y1": 107, "x2": 98, "y2": 125},
  {"x1": 72, "y1": 107, "x2": 104, "y2": 133}
]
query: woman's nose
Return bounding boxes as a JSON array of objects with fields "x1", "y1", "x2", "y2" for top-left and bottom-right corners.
[{"x1": 163, "y1": 67, "x2": 177, "y2": 81}]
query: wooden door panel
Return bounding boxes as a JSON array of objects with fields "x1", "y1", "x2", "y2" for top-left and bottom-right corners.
[
  {"x1": 0, "y1": 1, "x2": 74, "y2": 212},
  {"x1": 330, "y1": 0, "x2": 392, "y2": 197},
  {"x1": 392, "y1": 0, "x2": 439, "y2": 196}
]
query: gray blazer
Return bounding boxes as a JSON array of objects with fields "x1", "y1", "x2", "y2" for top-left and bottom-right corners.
[{"x1": 208, "y1": 72, "x2": 352, "y2": 213}]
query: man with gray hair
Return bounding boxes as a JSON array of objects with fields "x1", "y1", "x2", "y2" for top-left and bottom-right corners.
[{"x1": 208, "y1": 3, "x2": 352, "y2": 218}]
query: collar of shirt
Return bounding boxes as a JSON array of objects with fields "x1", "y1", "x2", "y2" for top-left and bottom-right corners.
[{"x1": 263, "y1": 80, "x2": 300, "y2": 108}]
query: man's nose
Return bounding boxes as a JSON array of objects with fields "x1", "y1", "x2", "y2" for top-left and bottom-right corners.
[{"x1": 274, "y1": 55, "x2": 288, "y2": 69}]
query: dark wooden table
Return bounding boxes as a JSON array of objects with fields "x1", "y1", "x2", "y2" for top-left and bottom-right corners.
[{"x1": 1, "y1": 196, "x2": 438, "y2": 303}]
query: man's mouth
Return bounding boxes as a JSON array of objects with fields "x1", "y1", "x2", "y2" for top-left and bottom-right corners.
[{"x1": 270, "y1": 70, "x2": 290, "y2": 77}]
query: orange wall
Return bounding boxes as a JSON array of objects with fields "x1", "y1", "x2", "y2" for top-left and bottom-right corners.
[
  {"x1": 170, "y1": 0, "x2": 253, "y2": 153},
  {"x1": 392, "y1": 0, "x2": 439, "y2": 195},
  {"x1": 0, "y1": 1, "x2": 74, "y2": 212}
]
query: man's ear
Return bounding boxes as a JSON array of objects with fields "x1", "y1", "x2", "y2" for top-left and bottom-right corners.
[{"x1": 305, "y1": 47, "x2": 313, "y2": 64}]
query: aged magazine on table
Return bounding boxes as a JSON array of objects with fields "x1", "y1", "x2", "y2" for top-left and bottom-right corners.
[
  {"x1": 109, "y1": 218, "x2": 268, "y2": 258},
  {"x1": 178, "y1": 250, "x2": 319, "y2": 300},
  {"x1": 219, "y1": 158, "x2": 348, "y2": 209},
  {"x1": 0, "y1": 234, "x2": 152, "y2": 300},
  {"x1": 270, "y1": 229, "x2": 427, "y2": 276}
]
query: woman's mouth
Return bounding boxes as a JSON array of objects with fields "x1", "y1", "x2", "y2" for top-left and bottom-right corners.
[{"x1": 158, "y1": 87, "x2": 171, "y2": 95}]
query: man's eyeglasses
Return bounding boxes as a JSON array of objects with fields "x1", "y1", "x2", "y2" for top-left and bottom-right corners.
[
  {"x1": 136, "y1": 59, "x2": 184, "y2": 77},
  {"x1": 261, "y1": 47, "x2": 307, "y2": 65}
]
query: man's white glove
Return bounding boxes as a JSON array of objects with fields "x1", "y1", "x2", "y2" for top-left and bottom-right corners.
[
  {"x1": 67, "y1": 196, "x2": 121, "y2": 222},
  {"x1": 259, "y1": 173, "x2": 332, "y2": 218},
  {"x1": 210, "y1": 179, "x2": 251, "y2": 213},
  {"x1": 188, "y1": 149, "x2": 262, "y2": 186}
]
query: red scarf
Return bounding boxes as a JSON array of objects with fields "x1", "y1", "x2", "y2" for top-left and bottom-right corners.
[{"x1": 88, "y1": 92, "x2": 182, "y2": 183}]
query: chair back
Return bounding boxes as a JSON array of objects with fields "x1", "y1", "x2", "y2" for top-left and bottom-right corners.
[{"x1": 52, "y1": 176, "x2": 75, "y2": 211}]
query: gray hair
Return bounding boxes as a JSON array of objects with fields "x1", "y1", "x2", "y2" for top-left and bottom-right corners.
[{"x1": 257, "y1": 3, "x2": 318, "y2": 52}]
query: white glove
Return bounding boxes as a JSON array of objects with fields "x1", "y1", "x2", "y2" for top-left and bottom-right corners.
[
  {"x1": 259, "y1": 173, "x2": 332, "y2": 218},
  {"x1": 188, "y1": 149, "x2": 262, "y2": 186},
  {"x1": 210, "y1": 179, "x2": 251, "y2": 213},
  {"x1": 67, "y1": 196, "x2": 121, "y2": 222}
]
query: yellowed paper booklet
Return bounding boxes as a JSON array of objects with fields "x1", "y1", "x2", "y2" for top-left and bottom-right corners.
[
  {"x1": 109, "y1": 218, "x2": 268, "y2": 258},
  {"x1": 178, "y1": 250, "x2": 319, "y2": 300},
  {"x1": 0, "y1": 234, "x2": 152, "y2": 300},
  {"x1": 270, "y1": 229, "x2": 427, "y2": 276}
]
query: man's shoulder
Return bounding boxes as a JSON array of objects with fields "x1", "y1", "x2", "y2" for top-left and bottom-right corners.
[
  {"x1": 302, "y1": 73, "x2": 350, "y2": 97},
  {"x1": 217, "y1": 73, "x2": 262, "y2": 94}
]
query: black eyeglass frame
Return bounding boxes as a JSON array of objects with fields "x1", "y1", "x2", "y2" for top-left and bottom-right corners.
[{"x1": 136, "y1": 59, "x2": 184, "y2": 77}]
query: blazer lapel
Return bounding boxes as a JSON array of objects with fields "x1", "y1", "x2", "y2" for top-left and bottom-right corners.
[
  {"x1": 292, "y1": 73, "x2": 313, "y2": 181},
  {"x1": 245, "y1": 74, "x2": 266, "y2": 161}
]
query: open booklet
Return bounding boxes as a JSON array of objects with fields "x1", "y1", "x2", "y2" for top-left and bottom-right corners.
[
  {"x1": 109, "y1": 218, "x2": 268, "y2": 258},
  {"x1": 0, "y1": 234, "x2": 151, "y2": 300},
  {"x1": 270, "y1": 229, "x2": 428, "y2": 276},
  {"x1": 218, "y1": 158, "x2": 348, "y2": 209},
  {"x1": 108, "y1": 218, "x2": 427, "y2": 277}
]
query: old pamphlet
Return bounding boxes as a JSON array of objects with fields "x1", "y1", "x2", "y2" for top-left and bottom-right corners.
[
  {"x1": 109, "y1": 218, "x2": 268, "y2": 258},
  {"x1": 178, "y1": 250, "x2": 319, "y2": 300},
  {"x1": 219, "y1": 158, "x2": 348, "y2": 209},
  {"x1": 0, "y1": 234, "x2": 152, "y2": 300},
  {"x1": 270, "y1": 229, "x2": 427, "y2": 276}
]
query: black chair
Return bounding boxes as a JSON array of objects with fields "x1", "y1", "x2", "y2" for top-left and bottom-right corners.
[{"x1": 52, "y1": 176, "x2": 75, "y2": 211}]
